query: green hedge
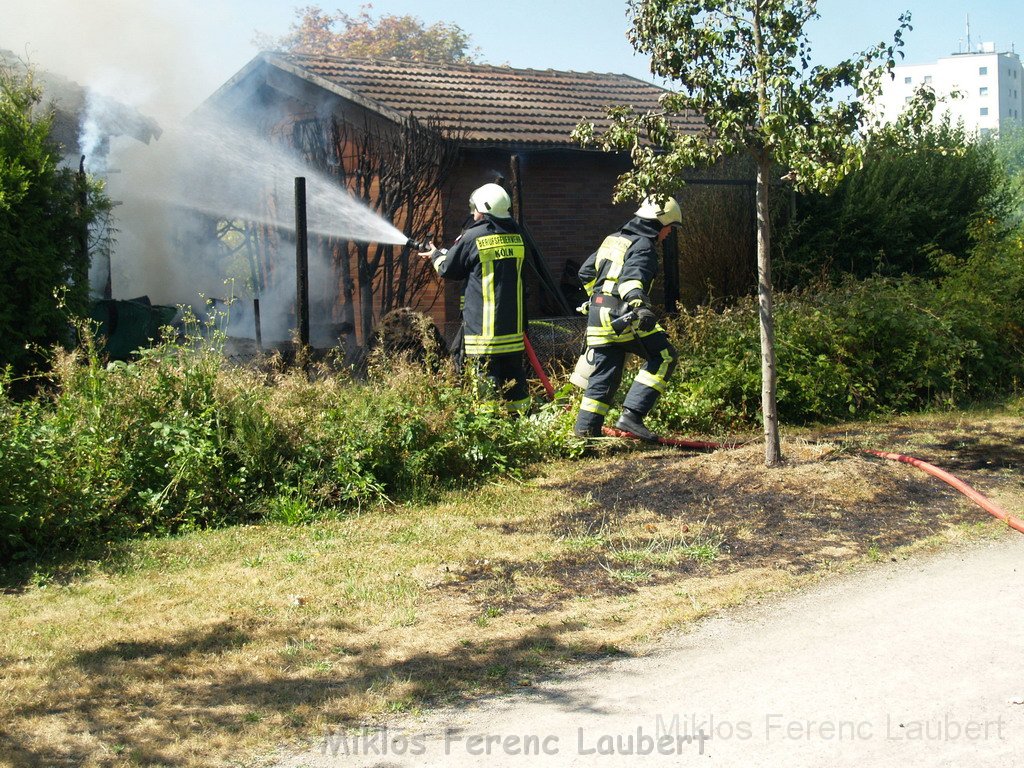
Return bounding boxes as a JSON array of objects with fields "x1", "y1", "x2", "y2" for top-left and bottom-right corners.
[
  {"x1": 653, "y1": 223, "x2": 1024, "y2": 433},
  {"x1": 775, "y1": 118, "x2": 1013, "y2": 287},
  {"x1": 0, "y1": 328, "x2": 577, "y2": 563}
]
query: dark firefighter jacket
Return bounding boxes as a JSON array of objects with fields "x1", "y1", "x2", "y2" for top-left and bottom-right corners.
[
  {"x1": 577, "y1": 216, "x2": 661, "y2": 346},
  {"x1": 430, "y1": 216, "x2": 526, "y2": 356}
]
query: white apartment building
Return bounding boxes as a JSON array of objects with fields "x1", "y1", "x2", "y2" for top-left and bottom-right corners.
[{"x1": 876, "y1": 45, "x2": 1024, "y2": 135}]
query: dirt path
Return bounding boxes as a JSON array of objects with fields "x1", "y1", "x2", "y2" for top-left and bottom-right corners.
[{"x1": 270, "y1": 534, "x2": 1024, "y2": 767}]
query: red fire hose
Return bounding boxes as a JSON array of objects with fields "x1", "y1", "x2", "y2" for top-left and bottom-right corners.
[
  {"x1": 607, "y1": 430, "x2": 1023, "y2": 534},
  {"x1": 864, "y1": 449, "x2": 1024, "y2": 534},
  {"x1": 601, "y1": 426, "x2": 732, "y2": 451},
  {"x1": 607, "y1": 431, "x2": 1023, "y2": 535},
  {"x1": 523, "y1": 334, "x2": 556, "y2": 401}
]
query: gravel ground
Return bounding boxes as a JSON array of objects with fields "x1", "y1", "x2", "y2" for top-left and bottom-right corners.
[{"x1": 269, "y1": 534, "x2": 1024, "y2": 768}]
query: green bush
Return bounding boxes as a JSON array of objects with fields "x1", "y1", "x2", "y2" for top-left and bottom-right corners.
[
  {"x1": 0, "y1": 64, "x2": 110, "y2": 381},
  {"x1": 653, "y1": 222, "x2": 1024, "y2": 434},
  {"x1": 0, "y1": 325, "x2": 574, "y2": 562},
  {"x1": 776, "y1": 118, "x2": 1012, "y2": 287}
]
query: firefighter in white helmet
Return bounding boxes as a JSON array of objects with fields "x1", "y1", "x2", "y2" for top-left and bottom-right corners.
[
  {"x1": 418, "y1": 183, "x2": 531, "y2": 413},
  {"x1": 573, "y1": 195, "x2": 682, "y2": 440}
]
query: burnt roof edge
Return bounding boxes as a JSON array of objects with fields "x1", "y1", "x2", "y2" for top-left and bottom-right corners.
[
  {"x1": 266, "y1": 52, "x2": 409, "y2": 125},
  {"x1": 194, "y1": 51, "x2": 410, "y2": 126}
]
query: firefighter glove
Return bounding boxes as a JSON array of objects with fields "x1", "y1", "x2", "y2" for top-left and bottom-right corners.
[{"x1": 635, "y1": 306, "x2": 657, "y2": 332}]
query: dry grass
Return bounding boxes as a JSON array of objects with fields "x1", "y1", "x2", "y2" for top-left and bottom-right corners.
[{"x1": 1, "y1": 410, "x2": 1021, "y2": 768}]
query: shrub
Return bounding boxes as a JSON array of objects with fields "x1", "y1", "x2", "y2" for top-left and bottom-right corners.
[
  {"x1": 0, "y1": 326, "x2": 575, "y2": 562},
  {"x1": 776, "y1": 118, "x2": 1012, "y2": 287},
  {"x1": 0, "y1": 64, "x2": 110, "y2": 381},
  {"x1": 652, "y1": 222, "x2": 1024, "y2": 434}
]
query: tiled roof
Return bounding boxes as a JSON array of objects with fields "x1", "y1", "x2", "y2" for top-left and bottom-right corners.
[{"x1": 265, "y1": 52, "x2": 702, "y2": 147}]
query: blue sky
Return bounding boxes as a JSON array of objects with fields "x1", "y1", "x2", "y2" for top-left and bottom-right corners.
[{"x1": 1, "y1": 0, "x2": 1020, "y2": 122}]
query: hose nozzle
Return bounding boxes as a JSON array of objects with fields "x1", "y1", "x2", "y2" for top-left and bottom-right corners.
[
  {"x1": 610, "y1": 310, "x2": 637, "y2": 334},
  {"x1": 406, "y1": 238, "x2": 430, "y2": 251}
]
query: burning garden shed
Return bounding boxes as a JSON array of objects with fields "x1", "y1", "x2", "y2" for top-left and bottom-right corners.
[{"x1": 194, "y1": 52, "x2": 703, "y2": 350}]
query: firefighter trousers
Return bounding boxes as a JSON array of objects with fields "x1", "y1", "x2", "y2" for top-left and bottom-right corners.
[
  {"x1": 470, "y1": 352, "x2": 531, "y2": 414},
  {"x1": 575, "y1": 331, "x2": 678, "y2": 433}
]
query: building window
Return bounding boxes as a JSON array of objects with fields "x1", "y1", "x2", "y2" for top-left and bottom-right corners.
[
  {"x1": 924, "y1": 75, "x2": 932, "y2": 84},
  {"x1": 904, "y1": 76, "x2": 912, "y2": 84},
  {"x1": 979, "y1": 66, "x2": 988, "y2": 75},
  {"x1": 980, "y1": 86, "x2": 989, "y2": 96},
  {"x1": 980, "y1": 107, "x2": 989, "y2": 116}
]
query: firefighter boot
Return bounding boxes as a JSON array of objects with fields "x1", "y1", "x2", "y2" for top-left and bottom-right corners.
[
  {"x1": 574, "y1": 411, "x2": 604, "y2": 438},
  {"x1": 615, "y1": 407, "x2": 658, "y2": 442}
]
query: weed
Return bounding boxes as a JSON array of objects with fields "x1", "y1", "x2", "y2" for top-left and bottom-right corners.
[
  {"x1": 476, "y1": 604, "x2": 504, "y2": 627},
  {"x1": 486, "y1": 664, "x2": 509, "y2": 679},
  {"x1": 0, "y1": 332, "x2": 575, "y2": 562}
]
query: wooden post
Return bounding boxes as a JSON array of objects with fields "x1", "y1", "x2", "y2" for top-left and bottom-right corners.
[
  {"x1": 295, "y1": 177, "x2": 310, "y2": 349},
  {"x1": 662, "y1": 226, "x2": 680, "y2": 314},
  {"x1": 243, "y1": 222, "x2": 263, "y2": 353}
]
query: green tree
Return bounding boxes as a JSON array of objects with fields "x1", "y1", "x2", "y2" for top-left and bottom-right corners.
[
  {"x1": 994, "y1": 121, "x2": 1024, "y2": 180},
  {"x1": 257, "y1": 4, "x2": 480, "y2": 64},
  {"x1": 777, "y1": 116, "x2": 1011, "y2": 286},
  {"x1": 574, "y1": 0, "x2": 913, "y2": 465},
  {"x1": 992, "y1": 121, "x2": 1024, "y2": 225},
  {"x1": 0, "y1": 65, "x2": 108, "y2": 382}
]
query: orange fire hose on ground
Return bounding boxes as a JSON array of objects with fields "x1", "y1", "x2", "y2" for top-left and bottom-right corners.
[
  {"x1": 864, "y1": 449, "x2": 1024, "y2": 534},
  {"x1": 522, "y1": 331, "x2": 1022, "y2": 534}
]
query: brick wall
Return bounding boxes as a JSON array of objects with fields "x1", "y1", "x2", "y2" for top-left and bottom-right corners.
[{"x1": 441, "y1": 148, "x2": 637, "y2": 319}]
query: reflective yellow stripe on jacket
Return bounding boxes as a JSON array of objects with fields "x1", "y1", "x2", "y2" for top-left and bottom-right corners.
[
  {"x1": 595, "y1": 235, "x2": 631, "y2": 295},
  {"x1": 468, "y1": 233, "x2": 525, "y2": 355}
]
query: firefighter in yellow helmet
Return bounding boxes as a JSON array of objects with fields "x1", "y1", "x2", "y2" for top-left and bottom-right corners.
[
  {"x1": 573, "y1": 195, "x2": 682, "y2": 440},
  {"x1": 418, "y1": 183, "x2": 531, "y2": 413}
]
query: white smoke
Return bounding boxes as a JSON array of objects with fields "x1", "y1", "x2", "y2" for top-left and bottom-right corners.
[
  {"x1": 3, "y1": 0, "x2": 240, "y2": 125},
  {"x1": 3, "y1": 1, "x2": 406, "y2": 344},
  {"x1": 92, "y1": 114, "x2": 407, "y2": 342}
]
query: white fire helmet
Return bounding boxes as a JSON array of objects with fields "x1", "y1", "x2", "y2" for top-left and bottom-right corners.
[
  {"x1": 635, "y1": 195, "x2": 682, "y2": 227},
  {"x1": 469, "y1": 183, "x2": 513, "y2": 219}
]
